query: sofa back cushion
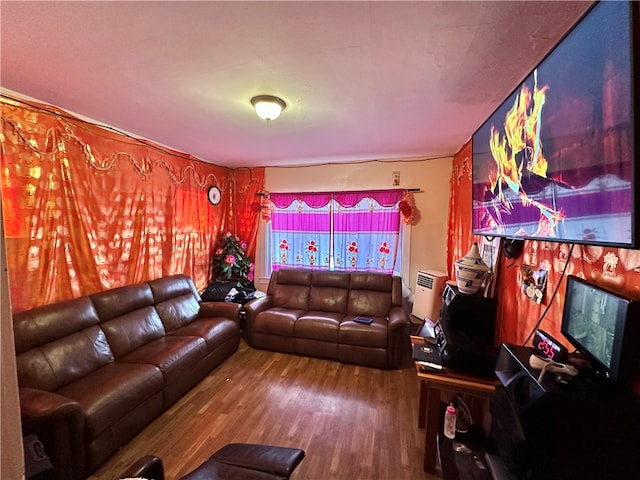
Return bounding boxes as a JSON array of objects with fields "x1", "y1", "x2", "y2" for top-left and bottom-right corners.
[
  {"x1": 148, "y1": 274, "x2": 201, "y2": 303},
  {"x1": 148, "y1": 275, "x2": 201, "y2": 332},
  {"x1": 100, "y1": 307, "x2": 166, "y2": 359},
  {"x1": 347, "y1": 272, "x2": 395, "y2": 316},
  {"x1": 269, "y1": 269, "x2": 312, "y2": 310},
  {"x1": 91, "y1": 284, "x2": 166, "y2": 358},
  {"x1": 13, "y1": 297, "x2": 114, "y2": 391},
  {"x1": 309, "y1": 270, "x2": 350, "y2": 313},
  {"x1": 90, "y1": 283, "x2": 156, "y2": 321},
  {"x1": 351, "y1": 272, "x2": 403, "y2": 305}
]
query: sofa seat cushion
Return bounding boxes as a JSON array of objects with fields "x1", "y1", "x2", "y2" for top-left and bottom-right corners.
[
  {"x1": 57, "y1": 362, "x2": 163, "y2": 438},
  {"x1": 120, "y1": 336, "x2": 207, "y2": 384},
  {"x1": 338, "y1": 316, "x2": 388, "y2": 348},
  {"x1": 295, "y1": 312, "x2": 341, "y2": 342},
  {"x1": 168, "y1": 318, "x2": 239, "y2": 353},
  {"x1": 254, "y1": 308, "x2": 305, "y2": 336}
]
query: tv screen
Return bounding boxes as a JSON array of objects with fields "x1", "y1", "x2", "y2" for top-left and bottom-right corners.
[
  {"x1": 472, "y1": 1, "x2": 638, "y2": 247},
  {"x1": 561, "y1": 275, "x2": 639, "y2": 388}
]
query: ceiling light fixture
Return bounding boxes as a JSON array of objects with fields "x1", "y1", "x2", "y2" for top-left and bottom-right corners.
[{"x1": 250, "y1": 95, "x2": 286, "y2": 122}]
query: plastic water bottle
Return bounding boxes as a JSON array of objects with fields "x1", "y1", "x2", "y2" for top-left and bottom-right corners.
[{"x1": 444, "y1": 404, "x2": 457, "y2": 439}]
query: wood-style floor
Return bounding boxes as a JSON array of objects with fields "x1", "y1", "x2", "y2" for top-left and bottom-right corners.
[{"x1": 90, "y1": 337, "x2": 442, "y2": 480}]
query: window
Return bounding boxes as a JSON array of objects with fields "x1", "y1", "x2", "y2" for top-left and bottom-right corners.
[{"x1": 268, "y1": 190, "x2": 404, "y2": 274}]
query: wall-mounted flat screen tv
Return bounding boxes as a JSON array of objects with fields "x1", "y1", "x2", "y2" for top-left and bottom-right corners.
[{"x1": 472, "y1": 1, "x2": 639, "y2": 248}]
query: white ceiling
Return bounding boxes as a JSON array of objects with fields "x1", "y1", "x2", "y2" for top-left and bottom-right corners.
[{"x1": 1, "y1": 1, "x2": 593, "y2": 169}]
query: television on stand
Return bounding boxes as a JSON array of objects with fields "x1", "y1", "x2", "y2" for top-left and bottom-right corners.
[{"x1": 561, "y1": 275, "x2": 640, "y2": 391}]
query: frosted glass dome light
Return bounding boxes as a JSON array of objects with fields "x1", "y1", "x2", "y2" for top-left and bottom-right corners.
[{"x1": 250, "y1": 95, "x2": 286, "y2": 121}]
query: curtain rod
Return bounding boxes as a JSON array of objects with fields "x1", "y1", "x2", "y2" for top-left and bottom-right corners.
[{"x1": 255, "y1": 188, "x2": 421, "y2": 196}]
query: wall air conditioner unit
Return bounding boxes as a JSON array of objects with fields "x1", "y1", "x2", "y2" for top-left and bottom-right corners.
[{"x1": 412, "y1": 270, "x2": 448, "y2": 322}]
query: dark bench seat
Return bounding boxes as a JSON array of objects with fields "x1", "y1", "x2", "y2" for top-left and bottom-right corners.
[{"x1": 121, "y1": 443, "x2": 305, "y2": 480}]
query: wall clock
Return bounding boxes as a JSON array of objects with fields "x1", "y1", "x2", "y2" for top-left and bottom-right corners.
[{"x1": 207, "y1": 186, "x2": 221, "y2": 205}]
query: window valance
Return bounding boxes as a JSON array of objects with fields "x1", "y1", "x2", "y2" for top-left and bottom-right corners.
[{"x1": 269, "y1": 189, "x2": 405, "y2": 209}]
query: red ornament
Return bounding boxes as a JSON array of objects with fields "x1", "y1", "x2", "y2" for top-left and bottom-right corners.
[
  {"x1": 399, "y1": 192, "x2": 416, "y2": 225},
  {"x1": 399, "y1": 200, "x2": 412, "y2": 216}
]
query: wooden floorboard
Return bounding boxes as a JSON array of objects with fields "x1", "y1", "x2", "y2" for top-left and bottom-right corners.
[{"x1": 90, "y1": 337, "x2": 442, "y2": 480}]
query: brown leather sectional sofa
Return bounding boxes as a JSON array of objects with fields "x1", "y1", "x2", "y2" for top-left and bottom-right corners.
[
  {"x1": 243, "y1": 268, "x2": 410, "y2": 368},
  {"x1": 13, "y1": 274, "x2": 241, "y2": 480}
]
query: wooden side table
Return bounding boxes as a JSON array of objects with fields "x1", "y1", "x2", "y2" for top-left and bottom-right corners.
[{"x1": 414, "y1": 339, "x2": 496, "y2": 473}]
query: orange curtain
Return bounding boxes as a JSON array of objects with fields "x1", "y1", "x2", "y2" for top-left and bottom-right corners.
[
  {"x1": 446, "y1": 141, "x2": 474, "y2": 280},
  {"x1": 1, "y1": 96, "x2": 264, "y2": 312},
  {"x1": 447, "y1": 140, "x2": 640, "y2": 350},
  {"x1": 231, "y1": 168, "x2": 264, "y2": 260}
]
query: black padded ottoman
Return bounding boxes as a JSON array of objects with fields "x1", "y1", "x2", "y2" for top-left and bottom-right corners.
[{"x1": 120, "y1": 443, "x2": 305, "y2": 480}]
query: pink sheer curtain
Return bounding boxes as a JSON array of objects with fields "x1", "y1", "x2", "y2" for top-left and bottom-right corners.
[
  {"x1": 333, "y1": 197, "x2": 400, "y2": 272},
  {"x1": 270, "y1": 190, "x2": 403, "y2": 208},
  {"x1": 333, "y1": 190, "x2": 403, "y2": 207},
  {"x1": 270, "y1": 192, "x2": 332, "y2": 209},
  {"x1": 269, "y1": 190, "x2": 403, "y2": 272},
  {"x1": 271, "y1": 199, "x2": 331, "y2": 270}
]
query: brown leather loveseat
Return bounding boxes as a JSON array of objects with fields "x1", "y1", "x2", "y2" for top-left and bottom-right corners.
[
  {"x1": 13, "y1": 274, "x2": 241, "y2": 480},
  {"x1": 243, "y1": 268, "x2": 409, "y2": 368}
]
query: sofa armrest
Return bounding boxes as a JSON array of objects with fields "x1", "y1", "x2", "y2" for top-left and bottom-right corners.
[
  {"x1": 387, "y1": 306, "x2": 410, "y2": 330},
  {"x1": 210, "y1": 443, "x2": 305, "y2": 478},
  {"x1": 20, "y1": 387, "x2": 85, "y2": 480},
  {"x1": 120, "y1": 455, "x2": 164, "y2": 480},
  {"x1": 243, "y1": 295, "x2": 273, "y2": 318},
  {"x1": 387, "y1": 306, "x2": 411, "y2": 368},
  {"x1": 199, "y1": 301, "x2": 241, "y2": 325},
  {"x1": 242, "y1": 296, "x2": 274, "y2": 345}
]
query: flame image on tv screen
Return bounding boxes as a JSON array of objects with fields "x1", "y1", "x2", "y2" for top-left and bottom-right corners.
[{"x1": 472, "y1": 1, "x2": 636, "y2": 247}]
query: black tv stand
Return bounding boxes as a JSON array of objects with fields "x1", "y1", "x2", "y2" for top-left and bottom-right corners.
[
  {"x1": 490, "y1": 343, "x2": 640, "y2": 480},
  {"x1": 565, "y1": 350, "x2": 618, "y2": 392},
  {"x1": 438, "y1": 434, "x2": 492, "y2": 480}
]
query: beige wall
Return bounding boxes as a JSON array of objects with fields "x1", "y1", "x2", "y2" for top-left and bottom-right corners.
[{"x1": 254, "y1": 158, "x2": 453, "y2": 296}]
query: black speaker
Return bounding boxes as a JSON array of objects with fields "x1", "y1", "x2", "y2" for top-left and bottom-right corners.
[
  {"x1": 436, "y1": 283, "x2": 498, "y2": 378},
  {"x1": 435, "y1": 317, "x2": 498, "y2": 378},
  {"x1": 441, "y1": 283, "x2": 496, "y2": 341}
]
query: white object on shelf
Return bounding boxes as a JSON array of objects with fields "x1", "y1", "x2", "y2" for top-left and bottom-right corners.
[{"x1": 412, "y1": 269, "x2": 447, "y2": 321}]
